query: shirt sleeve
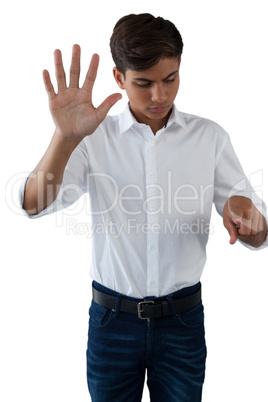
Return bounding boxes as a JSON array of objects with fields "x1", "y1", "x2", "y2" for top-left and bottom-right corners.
[
  {"x1": 213, "y1": 130, "x2": 268, "y2": 250},
  {"x1": 18, "y1": 139, "x2": 90, "y2": 219}
]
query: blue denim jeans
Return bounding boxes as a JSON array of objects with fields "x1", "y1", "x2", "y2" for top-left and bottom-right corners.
[{"x1": 87, "y1": 281, "x2": 207, "y2": 402}]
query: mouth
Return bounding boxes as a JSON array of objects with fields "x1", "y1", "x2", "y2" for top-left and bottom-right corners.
[{"x1": 148, "y1": 105, "x2": 169, "y2": 113}]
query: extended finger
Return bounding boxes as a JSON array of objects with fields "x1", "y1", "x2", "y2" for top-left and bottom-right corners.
[
  {"x1": 82, "y1": 53, "x2": 99, "y2": 94},
  {"x1": 223, "y1": 216, "x2": 239, "y2": 245},
  {"x1": 54, "y1": 49, "x2": 67, "y2": 92},
  {"x1": 69, "y1": 44, "x2": 81, "y2": 88},
  {"x1": 96, "y1": 93, "x2": 122, "y2": 123},
  {"x1": 42, "y1": 69, "x2": 56, "y2": 100}
]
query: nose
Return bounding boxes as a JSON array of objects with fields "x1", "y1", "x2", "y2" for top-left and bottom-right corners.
[{"x1": 151, "y1": 84, "x2": 167, "y2": 103}]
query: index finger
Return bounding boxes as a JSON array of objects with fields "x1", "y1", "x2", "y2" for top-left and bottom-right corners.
[{"x1": 82, "y1": 53, "x2": 99, "y2": 93}]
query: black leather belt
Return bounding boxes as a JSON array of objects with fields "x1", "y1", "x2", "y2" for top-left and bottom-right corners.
[{"x1": 92, "y1": 285, "x2": 202, "y2": 320}]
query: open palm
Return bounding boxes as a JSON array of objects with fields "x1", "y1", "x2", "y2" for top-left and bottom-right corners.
[{"x1": 43, "y1": 45, "x2": 122, "y2": 141}]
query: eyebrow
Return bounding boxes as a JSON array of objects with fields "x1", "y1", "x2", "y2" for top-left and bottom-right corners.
[{"x1": 133, "y1": 70, "x2": 178, "y2": 83}]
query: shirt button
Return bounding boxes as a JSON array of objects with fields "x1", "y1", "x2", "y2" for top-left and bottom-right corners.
[
  {"x1": 150, "y1": 245, "x2": 156, "y2": 251},
  {"x1": 149, "y1": 141, "x2": 154, "y2": 146},
  {"x1": 150, "y1": 173, "x2": 154, "y2": 178}
]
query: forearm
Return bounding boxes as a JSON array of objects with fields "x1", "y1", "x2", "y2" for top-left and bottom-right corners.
[
  {"x1": 23, "y1": 131, "x2": 81, "y2": 215},
  {"x1": 23, "y1": 45, "x2": 121, "y2": 216}
]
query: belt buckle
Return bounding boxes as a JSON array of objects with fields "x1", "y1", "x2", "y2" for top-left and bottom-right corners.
[{"x1": 137, "y1": 300, "x2": 154, "y2": 319}]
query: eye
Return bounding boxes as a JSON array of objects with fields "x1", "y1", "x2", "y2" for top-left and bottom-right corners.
[
  {"x1": 135, "y1": 82, "x2": 151, "y2": 88},
  {"x1": 164, "y1": 78, "x2": 175, "y2": 84}
]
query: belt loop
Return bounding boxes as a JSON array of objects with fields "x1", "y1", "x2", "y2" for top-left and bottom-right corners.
[
  {"x1": 114, "y1": 294, "x2": 122, "y2": 318},
  {"x1": 166, "y1": 295, "x2": 176, "y2": 317}
]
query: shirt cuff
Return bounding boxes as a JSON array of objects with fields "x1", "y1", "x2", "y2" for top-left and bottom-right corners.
[{"x1": 18, "y1": 176, "x2": 62, "y2": 219}]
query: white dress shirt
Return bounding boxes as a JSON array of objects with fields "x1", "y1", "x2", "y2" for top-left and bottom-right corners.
[{"x1": 19, "y1": 104, "x2": 267, "y2": 298}]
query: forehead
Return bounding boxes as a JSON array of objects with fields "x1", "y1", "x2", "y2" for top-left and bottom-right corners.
[{"x1": 126, "y1": 57, "x2": 180, "y2": 79}]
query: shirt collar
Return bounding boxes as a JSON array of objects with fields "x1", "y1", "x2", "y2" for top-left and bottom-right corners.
[
  {"x1": 118, "y1": 103, "x2": 138, "y2": 134},
  {"x1": 165, "y1": 104, "x2": 186, "y2": 130},
  {"x1": 118, "y1": 103, "x2": 186, "y2": 135}
]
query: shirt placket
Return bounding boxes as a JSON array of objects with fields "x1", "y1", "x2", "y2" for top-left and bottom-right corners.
[{"x1": 145, "y1": 138, "x2": 159, "y2": 297}]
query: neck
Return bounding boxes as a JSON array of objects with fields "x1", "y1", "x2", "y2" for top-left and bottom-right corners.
[
  {"x1": 149, "y1": 114, "x2": 171, "y2": 134},
  {"x1": 130, "y1": 106, "x2": 172, "y2": 135}
]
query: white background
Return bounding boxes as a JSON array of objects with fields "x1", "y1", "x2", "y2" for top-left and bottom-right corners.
[{"x1": 2, "y1": 0, "x2": 268, "y2": 401}]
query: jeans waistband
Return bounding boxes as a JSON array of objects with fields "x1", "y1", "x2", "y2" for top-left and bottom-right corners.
[{"x1": 92, "y1": 281, "x2": 201, "y2": 302}]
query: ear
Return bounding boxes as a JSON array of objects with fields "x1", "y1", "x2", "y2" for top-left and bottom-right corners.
[{"x1": 113, "y1": 67, "x2": 125, "y2": 90}]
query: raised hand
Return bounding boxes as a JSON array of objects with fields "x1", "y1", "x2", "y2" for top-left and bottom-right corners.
[{"x1": 43, "y1": 44, "x2": 122, "y2": 141}]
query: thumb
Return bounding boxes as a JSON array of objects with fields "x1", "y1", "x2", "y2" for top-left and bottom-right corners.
[
  {"x1": 96, "y1": 93, "x2": 122, "y2": 122},
  {"x1": 224, "y1": 218, "x2": 240, "y2": 245}
]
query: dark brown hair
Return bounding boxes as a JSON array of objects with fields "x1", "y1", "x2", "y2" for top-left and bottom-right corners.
[{"x1": 110, "y1": 13, "x2": 183, "y2": 75}]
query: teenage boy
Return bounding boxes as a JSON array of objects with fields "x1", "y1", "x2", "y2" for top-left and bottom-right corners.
[{"x1": 20, "y1": 13, "x2": 267, "y2": 402}]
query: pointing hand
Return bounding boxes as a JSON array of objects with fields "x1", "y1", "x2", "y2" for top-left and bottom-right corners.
[{"x1": 223, "y1": 196, "x2": 267, "y2": 248}]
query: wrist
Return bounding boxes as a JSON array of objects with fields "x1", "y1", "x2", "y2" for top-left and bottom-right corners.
[{"x1": 52, "y1": 129, "x2": 82, "y2": 154}]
